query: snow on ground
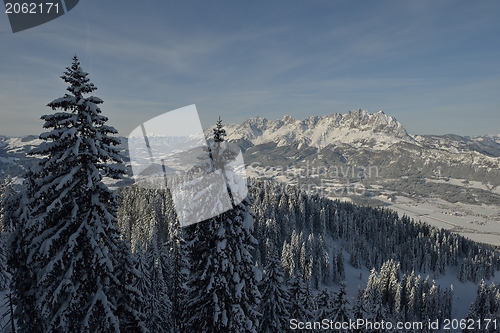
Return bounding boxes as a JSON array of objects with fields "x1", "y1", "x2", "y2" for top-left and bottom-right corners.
[
  {"x1": 426, "y1": 178, "x2": 500, "y2": 195},
  {"x1": 247, "y1": 163, "x2": 500, "y2": 247},
  {"x1": 330, "y1": 239, "x2": 493, "y2": 331},
  {"x1": 375, "y1": 195, "x2": 500, "y2": 246}
]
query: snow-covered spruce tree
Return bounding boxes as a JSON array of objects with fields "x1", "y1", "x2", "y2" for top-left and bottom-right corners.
[
  {"x1": 213, "y1": 116, "x2": 227, "y2": 143},
  {"x1": 9, "y1": 56, "x2": 147, "y2": 332},
  {"x1": 7, "y1": 171, "x2": 38, "y2": 332},
  {"x1": 281, "y1": 239, "x2": 295, "y2": 279},
  {"x1": 185, "y1": 117, "x2": 261, "y2": 333},
  {"x1": 331, "y1": 282, "x2": 351, "y2": 328},
  {"x1": 353, "y1": 287, "x2": 368, "y2": 333},
  {"x1": 132, "y1": 241, "x2": 152, "y2": 324},
  {"x1": 0, "y1": 177, "x2": 17, "y2": 233},
  {"x1": 113, "y1": 239, "x2": 149, "y2": 333},
  {"x1": 364, "y1": 269, "x2": 389, "y2": 327},
  {"x1": 184, "y1": 217, "x2": 222, "y2": 331},
  {"x1": 463, "y1": 280, "x2": 500, "y2": 333},
  {"x1": 1, "y1": 178, "x2": 23, "y2": 305},
  {"x1": 0, "y1": 233, "x2": 8, "y2": 291},
  {"x1": 314, "y1": 288, "x2": 335, "y2": 322},
  {"x1": 288, "y1": 272, "x2": 315, "y2": 322},
  {"x1": 0, "y1": 178, "x2": 16, "y2": 291},
  {"x1": 166, "y1": 219, "x2": 189, "y2": 333},
  {"x1": 259, "y1": 239, "x2": 291, "y2": 333},
  {"x1": 145, "y1": 238, "x2": 172, "y2": 333}
]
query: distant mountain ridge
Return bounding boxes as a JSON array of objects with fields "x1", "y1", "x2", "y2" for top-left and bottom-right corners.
[
  {"x1": 216, "y1": 109, "x2": 414, "y2": 151},
  {"x1": 207, "y1": 109, "x2": 500, "y2": 157},
  {"x1": 1, "y1": 110, "x2": 500, "y2": 196},
  {"x1": 202, "y1": 110, "x2": 500, "y2": 207}
]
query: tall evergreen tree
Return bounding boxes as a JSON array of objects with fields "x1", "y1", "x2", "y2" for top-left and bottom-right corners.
[
  {"x1": 9, "y1": 56, "x2": 145, "y2": 332},
  {"x1": 166, "y1": 221, "x2": 189, "y2": 332},
  {"x1": 0, "y1": 233, "x2": 9, "y2": 292},
  {"x1": 259, "y1": 239, "x2": 291, "y2": 333},
  {"x1": 7, "y1": 172, "x2": 37, "y2": 332},
  {"x1": 364, "y1": 269, "x2": 389, "y2": 329},
  {"x1": 0, "y1": 179, "x2": 14, "y2": 291},
  {"x1": 353, "y1": 287, "x2": 368, "y2": 333},
  {"x1": 185, "y1": 117, "x2": 261, "y2": 332},
  {"x1": 133, "y1": 241, "x2": 152, "y2": 321},
  {"x1": 288, "y1": 273, "x2": 315, "y2": 322},
  {"x1": 0, "y1": 177, "x2": 18, "y2": 233},
  {"x1": 213, "y1": 116, "x2": 227, "y2": 143},
  {"x1": 331, "y1": 283, "x2": 351, "y2": 332},
  {"x1": 114, "y1": 241, "x2": 149, "y2": 333},
  {"x1": 463, "y1": 280, "x2": 499, "y2": 333},
  {"x1": 314, "y1": 288, "x2": 335, "y2": 322},
  {"x1": 146, "y1": 239, "x2": 172, "y2": 333}
]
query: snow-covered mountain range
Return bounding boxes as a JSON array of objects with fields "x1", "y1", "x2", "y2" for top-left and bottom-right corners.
[
  {"x1": 218, "y1": 109, "x2": 414, "y2": 150},
  {"x1": 204, "y1": 110, "x2": 500, "y2": 246},
  {"x1": 209, "y1": 109, "x2": 500, "y2": 156},
  {"x1": 2, "y1": 109, "x2": 500, "y2": 204},
  {"x1": 200, "y1": 110, "x2": 499, "y2": 185},
  {"x1": 2, "y1": 110, "x2": 500, "y2": 246}
]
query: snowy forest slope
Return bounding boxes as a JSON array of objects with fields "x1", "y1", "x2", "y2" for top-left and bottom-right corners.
[{"x1": 116, "y1": 178, "x2": 500, "y2": 331}]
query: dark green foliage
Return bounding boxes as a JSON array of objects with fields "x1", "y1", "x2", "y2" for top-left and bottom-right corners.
[
  {"x1": 259, "y1": 236, "x2": 290, "y2": 333},
  {"x1": 8, "y1": 56, "x2": 145, "y2": 332}
]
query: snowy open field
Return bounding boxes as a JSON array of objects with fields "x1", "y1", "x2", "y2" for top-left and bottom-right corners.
[
  {"x1": 425, "y1": 178, "x2": 500, "y2": 195},
  {"x1": 375, "y1": 195, "x2": 500, "y2": 246},
  {"x1": 247, "y1": 162, "x2": 500, "y2": 247}
]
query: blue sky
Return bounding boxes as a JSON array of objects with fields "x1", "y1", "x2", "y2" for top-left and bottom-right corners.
[{"x1": 1, "y1": 0, "x2": 499, "y2": 136}]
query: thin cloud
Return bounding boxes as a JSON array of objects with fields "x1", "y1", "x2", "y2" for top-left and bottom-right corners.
[{"x1": 1, "y1": 0, "x2": 499, "y2": 136}]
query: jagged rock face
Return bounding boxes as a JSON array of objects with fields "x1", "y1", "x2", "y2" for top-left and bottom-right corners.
[
  {"x1": 204, "y1": 110, "x2": 499, "y2": 159},
  {"x1": 213, "y1": 109, "x2": 414, "y2": 150},
  {"x1": 201, "y1": 111, "x2": 500, "y2": 201},
  {"x1": 2, "y1": 111, "x2": 500, "y2": 194},
  {"x1": 335, "y1": 109, "x2": 409, "y2": 138}
]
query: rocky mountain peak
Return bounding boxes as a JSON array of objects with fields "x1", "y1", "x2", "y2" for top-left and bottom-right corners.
[
  {"x1": 281, "y1": 114, "x2": 296, "y2": 125},
  {"x1": 218, "y1": 110, "x2": 414, "y2": 150}
]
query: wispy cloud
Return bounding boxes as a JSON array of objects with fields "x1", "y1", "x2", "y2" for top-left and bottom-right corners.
[{"x1": 1, "y1": 0, "x2": 499, "y2": 136}]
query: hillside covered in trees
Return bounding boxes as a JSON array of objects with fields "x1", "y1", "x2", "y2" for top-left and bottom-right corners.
[
  {"x1": 0, "y1": 56, "x2": 499, "y2": 332},
  {"x1": 115, "y1": 178, "x2": 500, "y2": 332}
]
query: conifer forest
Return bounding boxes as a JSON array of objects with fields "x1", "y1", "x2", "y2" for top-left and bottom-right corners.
[{"x1": 0, "y1": 57, "x2": 499, "y2": 333}]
